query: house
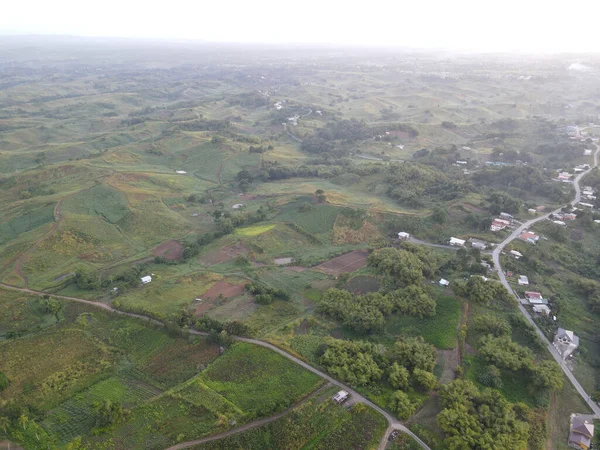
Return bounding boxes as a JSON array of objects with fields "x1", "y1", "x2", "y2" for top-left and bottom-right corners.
[
  {"x1": 525, "y1": 291, "x2": 548, "y2": 305},
  {"x1": 594, "y1": 220, "x2": 600, "y2": 224},
  {"x1": 584, "y1": 149, "x2": 593, "y2": 156},
  {"x1": 232, "y1": 204, "x2": 244, "y2": 209},
  {"x1": 519, "y1": 231, "x2": 539, "y2": 243},
  {"x1": 510, "y1": 250, "x2": 523, "y2": 259},
  {"x1": 553, "y1": 328, "x2": 579, "y2": 359},
  {"x1": 553, "y1": 220, "x2": 567, "y2": 226},
  {"x1": 332, "y1": 390, "x2": 349, "y2": 403},
  {"x1": 462, "y1": 146, "x2": 472, "y2": 150},
  {"x1": 500, "y1": 212, "x2": 514, "y2": 220},
  {"x1": 564, "y1": 213, "x2": 577, "y2": 220},
  {"x1": 491, "y1": 219, "x2": 510, "y2": 231},
  {"x1": 518, "y1": 275, "x2": 529, "y2": 285},
  {"x1": 141, "y1": 275, "x2": 152, "y2": 285},
  {"x1": 397, "y1": 232, "x2": 410, "y2": 240},
  {"x1": 469, "y1": 238, "x2": 488, "y2": 250},
  {"x1": 456, "y1": 160, "x2": 468, "y2": 165},
  {"x1": 574, "y1": 167, "x2": 584, "y2": 173},
  {"x1": 579, "y1": 202, "x2": 594, "y2": 209},
  {"x1": 558, "y1": 172, "x2": 572, "y2": 182},
  {"x1": 439, "y1": 278, "x2": 450, "y2": 287},
  {"x1": 532, "y1": 304, "x2": 550, "y2": 315},
  {"x1": 528, "y1": 208, "x2": 537, "y2": 214},
  {"x1": 568, "y1": 414, "x2": 595, "y2": 450},
  {"x1": 176, "y1": 170, "x2": 187, "y2": 174},
  {"x1": 449, "y1": 237, "x2": 466, "y2": 247}
]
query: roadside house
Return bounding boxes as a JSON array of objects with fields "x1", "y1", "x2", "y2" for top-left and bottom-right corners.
[
  {"x1": 469, "y1": 238, "x2": 488, "y2": 250},
  {"x1": 332, "y1": 390, "x2": 349, "y2": 403},
  {"x1": 141, "y1": 275, "x2": 152, "y2": 285},
  {"x1": 518, "y1": 275, "x2": 529, "y2": 285},
  {"x1": 568, "y1": 414, "x2": 594, "y2": 450},
  {"x1": 510, "y1": 250, "x2": 523, "y2": 259},
  {"x1": 397, "y1": 232, "x2": 410, "y2": 240},
  {"x1": 491, "y1": 218, "x2": 510, "y2": 231},
  {"x1": 553, "y1": 328, "x2": 579, "y2": 359},
  {"x1": 449, "y1": 237, "x2": 466, "y2": 247},
  {"x1": 532, "y1": 304, "x2": 550, "y2": 315},
  {"x1": 519, "y1": 231, "x2": 539, "y2": 243}
]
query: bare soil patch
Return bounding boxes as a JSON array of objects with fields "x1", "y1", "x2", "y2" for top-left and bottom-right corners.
[
  {"x1": 437, "y1": 348, "x2": 459, "y2": 385},
  {"x1": 199, "y1": 242, "x2": 249, "y2": 265},
  {"x1": 344, "y1": 275, "x2": 380, "y2": 294},
  {"x1": 315, "y1": 249, "x2": 369, "y2": 276},
  {"x1": 285, "y1": 266, "x2": 306, "y2": 272},
  {"x1": 153, "y1": 240, "x2": 185, "y2": 261},
  {"x1": 193, "y1": 280, "x2": 248, "y2": 315}
]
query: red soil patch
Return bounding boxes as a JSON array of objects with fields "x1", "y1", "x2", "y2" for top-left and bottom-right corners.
[
  {"x1": 193, "y1": 280, "x2": 248, "y2": 315},
  {"x1": 199, "y1": 242, "x2": 249, "y2": 265},
  {"x1": 315, "y1": 250, "x2": 369, "y2": 276},
  {"x1": 153, "y1": 240, "x2": 185, "y2": 261},
  {"x1": 238, "y1": 193, "x2": 257, "y2": 201}
]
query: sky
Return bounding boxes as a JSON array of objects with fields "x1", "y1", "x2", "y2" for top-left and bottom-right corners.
[{"x1": 2, "y1": 0, "x2": 600, "y2": 53}]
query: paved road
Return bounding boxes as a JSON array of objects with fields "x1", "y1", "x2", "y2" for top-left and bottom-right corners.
[
  {"x1": 0, "y1": 282, "x2": 431, "y2": 450},
  {"x1": 492, "y1": 143, "x2": 600, "y2": 419}
]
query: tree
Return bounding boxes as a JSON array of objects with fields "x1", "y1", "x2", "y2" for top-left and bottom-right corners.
[
  {"x1": 315, "y1": 189, "x2": 326, "y2": 203},
  {"x1": 478, "y1": 335, "x2": 533, "y2": 371},
  {"x1": 472, "y1": 315, "x2": 511, "y2": 337},
  {"x1": 74, "y1": 267, "x2": 101, "y2": 290},
  {"x1": 530, "y1": 360, "x2": 564, "y2": 390},
  {"x1": 393, "y1": 337, "x2": 436, "y2": 372},
  {"x1": 0, "y1": 415, "x2": 8, "y2": 434},
  {"x1": 388, "y1": 285, "x2": 436, "y2": 318},
  {"x1": 18, "y1": 414, "x2": 28, "y2": 430},
  {"x1": 41, "y1": 298, "x2": 62, "y2": 322},
  {"x1": 94, "y1": 400, "x2": 128, "y2": 428},
  {"x1": 388, "y1": 362, "x2": 410, "y2": 390},
  {"x1": 389, "y1": 391, "x2": 415, "y2": 419},
  {"x1": 320, "y1": 339, "x2": 384, "y2": 386},
  {"x1": 432, "y1": 205, "x2": 448, "y2": 224},
  {"x1": 413, "y1": 368, "x2": 438, "y2": 391},
  {"x1": 368, "y1": 248, "x2": 425, "y2": 288}
]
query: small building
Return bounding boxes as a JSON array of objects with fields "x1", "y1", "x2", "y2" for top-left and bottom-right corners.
[
  {"x1": 579, "y1": 202, "x2": 594, "y2": 209},
  {"x1": 553, "y1": 220, "x2": 567, "y2": 226},
  {"x1": 510, "y1": 250, "x2": 523, "y2": 259},
  {"x1": 449, "y1": 237, "x2": 466, "y2": 247},
  {"x1": 439, "y1": 278, "x2": 450, "y2": 287},
  {"x1": 554, "y1": 328, "x2": 579, "y2": 359},
  {"x1": 232, "y1": 204, "x2": 244, "y2": 209},
  {"x1": 568, "y1": 414, "x2": 595, "y2": 450},
  {"x1": 594, "y1": 219, "x2": 600, "y2": 224},
  {"x1": 397, "y1": 232, "x2": 410, "y2": 240},
  {"x1": 491, "y1": 218, "x2": 510, "y2": 231},
  {"x1": 528, "y1": 208, "x2": 537, "y2": 214},
  {"x1": 519, "y1": 231, "x2": 540, "y2": 244},
  {"x1": 499, "y1": 212, "x2": 514, "y2": 220},
  {"x1": 564, "y1": 213, "x2": 577, "y2": 220},
  {"x1": 141, "y1": 275, "x2": 152, "y2": 285},
  {"x1": 455, "y1": 160, "x2": 468, "y2": 165},
  {"x1": 584, "y1": 149, "x2": 593, "y2": 156},
  {"x1": 332, "y1": 390, "x2": 349, "y2": 403},
  {"x1": 469, "y1": 238, "x2": 488, "y2": 250},
  {"x1": 175, "y1": 170, "x2": 187, "y2": 174},
  {"x1": 518, "y1": 275, "x2": 529, "y2": 285},
  {"x1": 532, "y1": 304, "x2": 550, "y2": 315}
]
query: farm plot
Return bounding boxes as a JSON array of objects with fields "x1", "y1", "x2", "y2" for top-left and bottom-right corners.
[
  {"x1": 199, "y1": 242, "x2": 249, "y2": 265},
  {"x1": 153, "y1": 239, "x2": 185, "y2": 261},
  {"x1": 200, "y1": 342, "x2": 323, "y2": 419},
  {"x1": 0, "y1": 288, "x2": 56, "y2": 336},
  {"x1": 190, "y1": 388, "x2": 387, "y2": 450},
  {"x1": 315, "y1": 249, "x2": 369, "y2": 276},
  {"x1": 193, "y1": 279, "x2": 248, "y2": 315}
]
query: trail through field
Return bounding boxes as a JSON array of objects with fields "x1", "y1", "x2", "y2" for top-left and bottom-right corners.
[
  {"x1": 165, "y1": 383, "x2": 329, "y2": 450},
  {"x1": 0, "y1": 281, "x2": 431, "y2": 450}
]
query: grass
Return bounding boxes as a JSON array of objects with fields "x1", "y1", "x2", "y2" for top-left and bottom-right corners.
[
  {"x1": 0, "y1": 288, "x2": 57, "y2": 336},
  {"x1": 234, "y1": 223, "x2": 277, "y2": 237},
  {"x1": 386, "y1": 294, "x2": 462, "y2": 349},
  {"x1": 200, "y1": 342, "x2": 323, "y2": 418},
  {"x1": 62, "y1": 184, "x2": 130, "y2": 223}
]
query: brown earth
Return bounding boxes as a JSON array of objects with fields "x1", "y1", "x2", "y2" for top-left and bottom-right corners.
[
  {"x1": 285, "y1": 266, "x2": 307, "y2": 272},
  {"x1": 193, "y1": 280, "x2": 248, "y2": 315},
  {"x1": 153, "y1": 240, "x2": 185, "y2": 261},
  {"x1": 199, "y1": 242, "x2": 249, "y2": 265},
  {"x1": 315, "y1": 249, "x2": 369, "y2": 276}
]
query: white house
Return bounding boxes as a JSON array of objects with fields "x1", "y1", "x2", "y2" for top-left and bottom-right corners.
[
  {"x1": 439, "y1": 278, "x2": 450, "y2": 287},
  {"x1": 469, "y1": 238, "x2": 488, "y2": 250},
  {"x1": 449, "y1": 237, "x2": 466, "y2": 247},
  {"x1": 500, "y1": 212, "x2": 514, "y2": 220},
  {"x1": 176, "y1": 170, "x2": 187, "y2": 174},
  {"x1": 141, "y1": 275, "x2": 152, "y2": 285},
  {"x1": 579, "y1": 202, "x2": 594, "y2": 209},
  {"x1": 584, "y1": 149, "x2": 593, "y2": 156},
  {"x1": 510, "y1": 250, "x2": 523, "y2": 259},
  {"x1": 553, "y1": 328, "x2": 579, "y2": 359},
  {"x1": 553, "y1": 220, "x2": 566, "y2": 226},
  {"x1": 518, "y1": 275, "x2": 529, "y2": 285},
  {"x1": 332, "y1": 390, "x2": 349, "y2": 403},
  {"x1": 528, "y1": 208, "x2": 537, "y2": 214},
  {"x1": 397, "y1": 232, "x2": 410, "y2": 240},
  {"x1": 232, "y1": 204, "x2": 244, "y2": 209},
  {"x1": 491, "y1": 219, "x2": 510, "y2": 231},
  {"x1": 532, "y1": 304, "x2": 550, "y2": 315}
]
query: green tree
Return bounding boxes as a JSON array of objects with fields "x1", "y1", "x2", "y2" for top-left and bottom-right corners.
[
  {"x1": 413, "y1": 368, "x2": 438, "y2": 391},
  {"x1": 530, "y1": 360, "x2": 564, "y2": 390},
  {"x1": 94, "y1": 400, "x2": 128, "y2": 428},
  {"x1": 478, "y1": 335, "x2": 533, "y2": 371},
  {"x1": 18, "y1": 414, "x2": 28, "y2": 430},
  {"x1": 0, "y1": 372, "x2": 9, "y2": 392},
  {"x1": 389, "y1": 390, "x2": 415, "y2": 419},
  {"x1": 0, "y1": 415, "x2": 9, "y2": 434},
  {"x1": 368, "y1": 248, "x2": 425, "y2": 287},
  {"x1": 472, "y1": 314, "x2": 511, "y2": 337},
  {"x1": 320, "y1": 339, "x2": 383, "y2": 386},
  {"x1": 41, "y1": 298, "x2": 62, "y2": 322},
  {"x1": 388, "y1": 362, "x2": 410, "y2": 390},
  {"x1": 393, "y1": 336, "x2": 436, "y2": 372},
  {"x1": 432, "y1": 205, "x2": 448, "y2": 224}
]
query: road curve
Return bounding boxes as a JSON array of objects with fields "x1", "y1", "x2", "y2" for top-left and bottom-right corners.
[
  {"x1": 492, "y1": 144, "x2": 600, "y2": 418},
  {"x1": 0, "y1": 282, "x2": 431, "y2": 450}
]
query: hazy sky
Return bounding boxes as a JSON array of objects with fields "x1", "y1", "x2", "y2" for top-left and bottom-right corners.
[{"x1": 3, "y1": 0, "x2": 600, "y2": 53}]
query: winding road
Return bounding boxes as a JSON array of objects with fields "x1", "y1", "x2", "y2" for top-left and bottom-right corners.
[
  {"x1": 492, "y1": 143, "x2": 600, "y2": 418},
  {"x1": 0, "y1": 282, "x2": 431, "y2": 450}
]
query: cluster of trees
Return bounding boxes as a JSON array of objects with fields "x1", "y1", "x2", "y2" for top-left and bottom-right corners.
[
  {"x1": 437, "y1": 379, "x2": 531, "y2": 450},
  {"x1": 73, "y1": 265, "x2": 148, "y2": 291},
  {"x1": 453, "y1": 277, "x2": 514, "y2": 308},
  {"x1": 177, "y1": 117, "x2": 230, "y2": 132},
  {"x1": 386, "y1": 163, "x2": 474, "y2": 207},
  {"x1": 319, "y1": 337, "x2": 437, "y2": 418},
  {"x1": 245, "y1": 282, "x2": 290, "y2": 304},
  {"x1": 570, "y1": 277, "x2": 600, "y2": 313},
  {"x1": 486, "y1": 191, "x2": 521, "y2": 215},
  {"x1": 368, "y1": 246, "x2": 439, "y2": 289},
  {"x1": 317, "y1": 287, "x2": 435, "y2": 334}
]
